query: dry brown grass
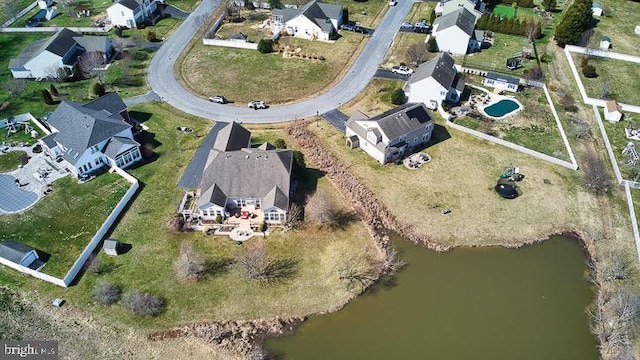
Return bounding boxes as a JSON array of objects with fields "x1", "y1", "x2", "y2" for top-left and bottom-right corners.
[
  {"x1": 339, "y1": 78, "x2": 405, "y2": 116},
  {"x1": 381, "y1": 32, "x2": 432, "y2": 68}
]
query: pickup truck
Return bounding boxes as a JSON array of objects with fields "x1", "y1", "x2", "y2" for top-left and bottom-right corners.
[{"x1": 391, "y1": 65, "x2": 414, "y2": 76}]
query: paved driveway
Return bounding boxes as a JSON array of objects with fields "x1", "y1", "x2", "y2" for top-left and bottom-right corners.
[
  {"x1": 374, "y1": 69, "x2": 411, "y2": 81},
  {"x1": 147, "y1": 0, "x2": 414, "y2": 123},
  {"x1": 321, "y1": 109, "x2": 349, "y2": 133}
]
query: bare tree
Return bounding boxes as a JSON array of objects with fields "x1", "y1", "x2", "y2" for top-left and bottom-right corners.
[
  {"x1": 174, "y1": 240, "x2": 207, "y2": 282},
  {"x1": 405, "y1": 43, "x2": 428, "y2": 67},
  {"x1": 224, "y1": 0, "x2": 241, "y2": 22},
  {"x1": 523, "y1": 65, "x2": 543, "y2": 80},
  {"x1": 380, "y1": 245, "x2": 406, "y2": 275},
  {"x1": 44, "y1": 64, "x2": 69, "y2": 81},
  {"x1": 524, "y1": 19, "x2": 540, "y2": 42},
  {"x1": 283, "y1": 202, "x2": 303, "y2": 231},
  {"x1": 92, "y1": 281, "x2": 121, "y2": 305},
  {"x1": 2, "y1": 79, "x2": 27, "y2": 98},
  {"x1": 582, "y1": 149, "x2": 610, "y2": 194},
  {"x1": 77, "y1": 51, "x2": 106, "y2": 81},
  {"x1": 305, "y1": 190, "x2": 338, "y2": 229},
  {"x1": 569, "y1": 117, "x2": 591, "y2": 139},
  {"x1": 334, "y1": 252, "x2": 377, "y2": 291},
  {"x1": 1, "y1": 0, "x2": 22, "y2": 25},
  {"x1": 558, "y1": 92, "x2": 577, "y2": 112},
  {"x1": 600, "y1": 78, "x2": 612, "y2": 99},
  {"x1": 235, "y1": 242, "x2": 297, "y2": 283}
]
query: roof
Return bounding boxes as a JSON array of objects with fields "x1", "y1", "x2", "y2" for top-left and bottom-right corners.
[
  {"x1": 606, "y1": 100, "x2": 622, "y2": 113},
  {"x1": 103, "y1": 136, "x2": 140, "y2": 159},
  {"x1": 433, "y1": 8, "x2": 476, "y2": 36},
  {"x1": 257, "y1": 142, "x2": 276, "y2": 150},
  {"x1": 601, "y1": 36, "x2": 611, "y2": 42},
  {"x1": 74, "y1": 35, "x2": 111, "y2": 53},
  {"x1": 347, "y1": 103, "x2": 434, "y2": 142},
  {"x1": 409, "y1": 52, "x2": 457, "y2": 89},
  {"x1": 113, "y1": 0, "x2": 142, "y2": 11},
  {"x1": 592, "y1": 2, "x2": 602, "y2": 8},
  {"x1": 213, "y1": 122, "x2": 251, "y2": 152},
  {"x1": 0, "y1": 240, "x2": 36, "y2": 264},
  {"x1": 485, "y1": 72, "x2": 519, "y2": 85},
  {"x1": 273, "y1": 0, "x2": 341, "y2": 33},
  {"x1": 83, "y1": 92, "x2": 127, "y2": 115},
  {"x1": 198, "y1": 147, "x2": 293, "y2": 210},
  {"x1": 45, "y1": 94, "x2": 131, "y2": 164}
]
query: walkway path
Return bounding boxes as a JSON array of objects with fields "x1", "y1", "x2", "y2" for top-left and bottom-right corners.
[{"x1": 147, "y1": 0, "x2": 413, "y2": 123}]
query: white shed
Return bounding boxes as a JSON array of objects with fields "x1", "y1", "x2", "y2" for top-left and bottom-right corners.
[
  {"x1": 605, "y1": 101, "x2": 623, "y2": 122},
  {"x1": 103, "y1": 239, "x2": 122, "y2": 256},
  {"x1": 592, "y1": 2, "x2": 603, "y2": 16},
  {"x1": 600, "y1": 36, "x2": 611, "y2": 50},
  {"x1": 635, "y1": 25, "x2": 640, "y2": 35}
]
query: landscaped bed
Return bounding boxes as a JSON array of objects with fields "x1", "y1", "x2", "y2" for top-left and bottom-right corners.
[{"x1": 0, "y1": 173, "x2": 130, "y2": 278}]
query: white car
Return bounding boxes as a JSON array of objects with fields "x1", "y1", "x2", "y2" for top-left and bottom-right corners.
[
  {"x1": 208, "y1": 95, "x2": 227, "y2": 104},
  {"x1": 248, "y1": 101, "x2": 267, "y2": 110},
  {"x1": 391, "y1": 65, "x2": 414, "y2": 76},
  {"x1": 389, "y1": 0, "x2": 398, "y2": 5}
]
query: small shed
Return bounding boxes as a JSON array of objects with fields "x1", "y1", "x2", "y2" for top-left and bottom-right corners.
[
  {"x1": 600, "y1": 36, "x2": 611, "y2": 50},
  {"x1": 103, "y1": 238, "x2": 122, "y2": 256},
  {"x1": 592, "y1": 2, "x2": 603, "y2": 16},
  {"x1": 605, "y1": 100, "x2": 623, "y2": 123},
  {"x1": 0, "y1": 240, "x2": 40, "y2": 269},
  {"x1": 635, "y1": 25, "x2": 640, "y2": 35},
  {"x1": 505, "y1": 57, "x2": 523, "y2": 70}
]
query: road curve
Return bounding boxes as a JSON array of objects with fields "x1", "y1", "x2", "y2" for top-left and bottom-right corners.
[{"x1": 148, "y1": 0, "x2": 413, "y2": 123}]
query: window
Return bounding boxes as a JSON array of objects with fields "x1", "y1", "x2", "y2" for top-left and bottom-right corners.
[
  {"x1": 95, "y1": 158, "x2": 100, "y2": 165},
  {"x1": 440, "y1": 91, "x2": 446, "y2": 96}
]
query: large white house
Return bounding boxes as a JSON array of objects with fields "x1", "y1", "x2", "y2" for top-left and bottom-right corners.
[
  {"x1": 432, "y1": 8, "x2": 477, "y2": 55},
  {"x1": 346, "y1": 103, "x2": 436, "y2": 164},
  {"x1": 178, "y1": 123, "x2": 293, "y2": 225},
  {"x1": 271, "y1": 0, "x2": 343, "y2": 41},
  {"x1": 39, "y1": 93, "x2": 141, "y2": 178},
  {"x1": 8, "y1": 28, "x2": 114, "y2": 79},
  {"x1": 436, "y1": 0, "x2": 486, "y2": 20},
  {"x1": 404, "y1": 52, "x2": 465, "y2": 109},
  {"x1": 107, "y1": 0, "x2": 160, "y2": 29}
]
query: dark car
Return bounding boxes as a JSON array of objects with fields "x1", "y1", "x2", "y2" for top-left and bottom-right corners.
[
  {"x1": 353, "y1": 26, "x2": 368, "y2": 34},
  {"x1": 340, "y1": 23, "x2": 355, "y2": 31}
]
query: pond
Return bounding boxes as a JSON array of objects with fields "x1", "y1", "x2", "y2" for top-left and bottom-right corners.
[
  {"x1": 482, "y1": 99, "x2": 522, "y2": 119},
  {"x1": 265, "y1": 235, "x2": 598, "y2": 359}
]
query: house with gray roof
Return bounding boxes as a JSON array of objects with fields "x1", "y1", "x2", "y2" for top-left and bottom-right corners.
[
  {"x1": 180, "y1": 122, "x2": 293, "y2": 225},
  {"x1": 271, "y1": 0, "x2": 343, "y2": 41},
  {"x1": 404, "y1": 52, "x2": 465, "y2": 109},
  {"x1": 9, "y1": 28, "x2": 114, "y2": 80},
  {"x1": 345, "y1": 103, "x2": 435, "y2": 164},
  {"x1": 432, "y1": 8, "x2": 477, "y2": 55},
  {"x1": 436, "y1": 0, "x2": 486, "y2": 20},
  {"x1": 39, "y1": 93, "x2": 141, "y2": 178},
  {"x1": 482, "y1": 72, "x2": 520, "y2": 92},
  {"x1": 107, "y1": 0, "x2": 160, "y2": 29}
]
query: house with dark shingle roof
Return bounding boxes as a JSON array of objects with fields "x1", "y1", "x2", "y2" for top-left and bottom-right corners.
[
  {"x1": 0, "y1": 240, "x2": 43, "y2": 270},
  {"x1": 107, "y1": 0, "x2": 160, "y2": 29},
  {"x1": 482, "y1": 72, "x2": 520, "y2": 92},
  {"x1": 436, "y1": 0, "x2": 486, "y2": 20},
  {"x1": 181, "y1": 122, "x2": 293, "y2": 225},
  {"x1": 345, "y1": 103, "x2": 435, "y2": 164},
  {"x1": 271, "y1": 0, "x2": 343, "y2": 41},
  {"x1": 404, "y1": 52, "x2": 465, "y2": 109},
  {"x1": 9, "y1": 28, "x2": 114, "y2": 79},
  {"x1": 432, "y1": 8, "x2": 477, "y2": 55},
  {"x1": 39, "y1": 93, "x2": 141, "y2": 178}
]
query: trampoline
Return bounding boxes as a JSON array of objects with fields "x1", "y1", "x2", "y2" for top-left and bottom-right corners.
[
  {"x1": 0, "y1": 174, "x2": 39, "y2": 213},
  {"x1": 495, "y1": 182, "x2": 519, "y2": 199}
]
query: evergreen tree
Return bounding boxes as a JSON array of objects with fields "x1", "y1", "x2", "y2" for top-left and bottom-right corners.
[
  {"x1": 92, "y1": 82, "x2": 106, "y2": 97},
  {"x1": 41, "y1": 89, "x2": 53, "y2": 105},
  {"x1": 257, "y1": 39, "x2": 273, "y2": 54},
  {"x1": 390, "y1": 88, "x2": 405, "y2": 105},
  {"x1": 555, "y1": 0, "x2": 592, "y2": 47}
]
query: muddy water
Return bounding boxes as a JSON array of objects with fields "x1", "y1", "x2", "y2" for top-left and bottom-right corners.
[{"x1": 265, "y1": 235, "x2": 598, "y2": 359}]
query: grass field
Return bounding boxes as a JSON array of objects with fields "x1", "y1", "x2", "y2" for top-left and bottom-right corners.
[
  {"x1": 339, "y1": 78, "x2": 405, "y2": 116},
  {"x1": 0, "y1": 151, "x2": 26, "y2": 172},
  {"x1": 455, "y1": 33, "x2": 538, "y2": 77},
  {"x1": 601, "y1": 109, "x2": 640, "y2": 180},
  {"x1": 382, "y1": 32, "x2": 434, "y2": 68},
  {"x1": 0, "y1": 103, "x2": 380, "y2": 332},
  {"x1": 180, "y1": 32, "x2": 365, "y2": 105},
  {"x1": 404, "y1": 1, "x2": 436, "y2": 23},
  {"x1": 493, "y1": 4, "x2": 517, "y2": 19},
  {"x1": 573, "y1": 54, "x2": 640, "y2": 107},
  {"x1": 0, "y1": 173, "x2": 129, "y2": 277},
  {"x1": 589, "y1": 0, "x2": 640, "y2": 56}
]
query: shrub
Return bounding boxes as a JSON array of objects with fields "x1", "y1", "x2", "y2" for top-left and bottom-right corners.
[
  {"x1": 174, "y1": 241, "x2": 207, "y2": 282},
  {"x1": 122, "y1": 291, "x2": 163, "y2": 316},
  {"x1": 258, "y1": 223, "x2": 267, "y2": 232},
  {"x1": 92, "y1": 82, "x2": 105, "y2": 97},
  {"x1": 49, "y1": 84, "x2": 59, "y2": 97},
  {"x1": 215, "y1": 214, "x2": 223, "y2": 224},
  {"x1": 426, "y1": 37, "x2": 438, "y2": 52},
  {"x1": 146, "y1": 31, "x2": 157, "y2": 42},
  {"x1": 257, "y1": 39, "x2": 274, "y2": 54},
  {"x1": 115, "y1": 27, "x2": 123, "y2": 37},
  {"x1": 92, "y1": 281, "x2": 121, "y2": 305},
  {"x1": 390, "y1": 88, "x2": 405, "y2": 105},
  {"x1": 582, "y1": 63, "x2": 597, "y2": 78},
  {"x1": 132, "y1": 50, "x2": 149, "y2": 61},
  {"x1": 273, "y1": 138, "x2": 287, "y2": 149}
]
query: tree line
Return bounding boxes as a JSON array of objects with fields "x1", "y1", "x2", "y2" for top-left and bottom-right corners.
[
  {"x1": 476, "y1": 14, "x2": 542, "y2": 39},
  {"x1": 554, "y1": 0, "x2": 593, "y2": 47}
]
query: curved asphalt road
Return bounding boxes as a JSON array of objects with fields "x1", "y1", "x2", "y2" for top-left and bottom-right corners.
[{"x1": 148, "y1": 0, "x2": 414, "y2": 123}]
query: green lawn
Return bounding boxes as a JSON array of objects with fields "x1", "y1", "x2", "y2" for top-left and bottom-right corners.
[
  {"x1": 2, "y1": 121, "x2": 45, "y2": 146},
  {"x1": 455, "y1": 34, "x2": 538, "y2": 77},
  {"x1": 493, "y1": 4, "x2": 516, "y2": 19},
  {"x1": 589, "y1": 0, "x2": 640, "y2": 56},
  {"x1": 0, "y1": 151, "x2": 26, "y2": 172},
  {"x1": 574, "y1": 54, "x2": 640, "y2": 106},
  {"x1": 0, "y1": 173, "x2": 130, "y2": 278},
  {"x1": 0, "y1": 103, "x2": 379, "y2": 331},
  {"x1": 601, "y1": 109, "x2": 640, "y2": 180},
  {"x1": 340, "y1": 78, "x2": 405, "y2": 116},
  {"x1": 405, "y1": 1, "x2": 436, "y2": 23}
]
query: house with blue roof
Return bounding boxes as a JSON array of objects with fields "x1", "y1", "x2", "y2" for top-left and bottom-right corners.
[{"x1": 39, "y1": 93, "x2": 141, "y2": 179}]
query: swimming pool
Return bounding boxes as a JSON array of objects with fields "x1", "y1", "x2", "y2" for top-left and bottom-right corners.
[{"x1": 482, "y1": 99, "x2": 522, "y2": 119}]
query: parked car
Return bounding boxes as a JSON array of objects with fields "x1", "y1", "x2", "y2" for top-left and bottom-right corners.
[
  {"x1": 340, "y1": 23, "x2": 355, "y2": 31},
  {"x1": 208, "y1": 95, "x2": 227, "y2": 104},
  {"x1": 391, "y1": 65, "x2": 414, "y2": 76},
  {"x1": 400, "y1": 21, "x2": 414, "y2": 29},
  {"x1": 353, "y1": 26, "x2": 368, "y2": 34},
  {"x1": 389, "y1": 0, "x2": 398, "y2": 6},
  {"x1": 414, "y1": 22, "x2": 430, "y2": 30},
  {"x1": 248, "y1": 101, "x2": 267, "y2": 110}
]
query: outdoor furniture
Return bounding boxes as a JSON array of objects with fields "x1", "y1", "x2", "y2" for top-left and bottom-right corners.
[{"x1": 240, "y1": 211, "x2": 250, "y2": 219}]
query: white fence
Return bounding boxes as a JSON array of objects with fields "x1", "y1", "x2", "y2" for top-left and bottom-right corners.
[
  {"x1": 61, "y1": 166, "x2": 138, "y2": 286},
  {"x1": 0, "y1": 25, "x2": 113, "y2": 33},
  {"x1": 0, "y1": 257, "x2": 66, "y2": 286},
  {"x1": 202, "y1": 38, "x2": 258, "y2": 49}
]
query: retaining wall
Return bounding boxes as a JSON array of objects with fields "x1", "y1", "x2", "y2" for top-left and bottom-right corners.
[{"x1": 202, "y1": 38, "x2": 258, "y2": 49}]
